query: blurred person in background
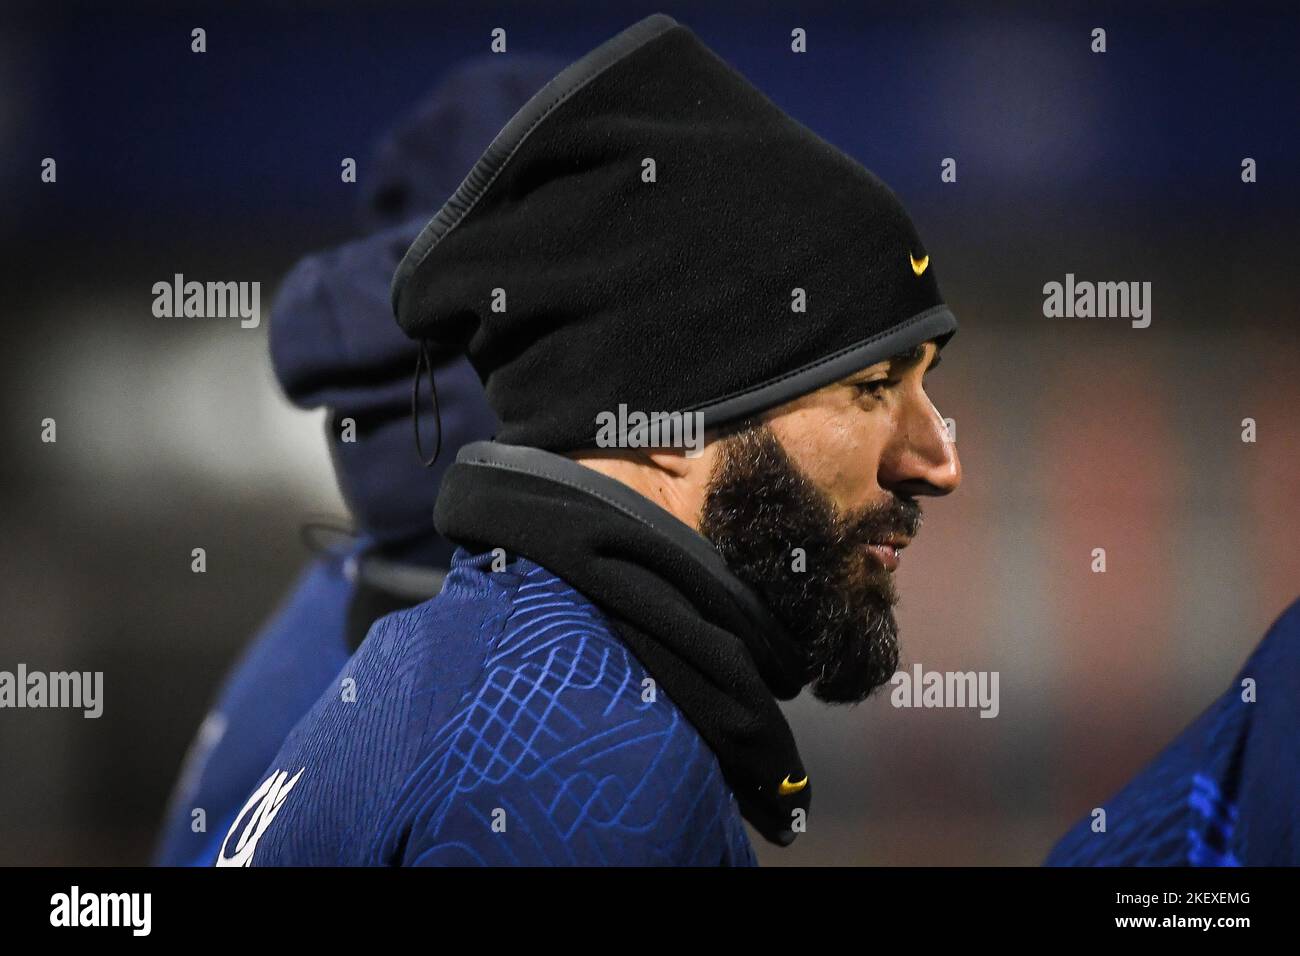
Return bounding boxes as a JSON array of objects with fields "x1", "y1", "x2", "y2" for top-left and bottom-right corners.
[
  {"x1": 152, "y1": 55, "x2": 564, "y2": 866},
  {"x1": 1047, "y1": 596, "x2": 1300, "y2": 866}
]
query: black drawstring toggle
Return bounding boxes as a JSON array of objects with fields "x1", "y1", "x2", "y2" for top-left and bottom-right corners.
[{"x1": 412, "y1": 339, "x2": 442, "y2": 468}]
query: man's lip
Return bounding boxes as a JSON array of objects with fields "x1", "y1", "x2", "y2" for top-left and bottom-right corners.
[{"x1": 865, "y1": 541, "x2": 906, "y2": 572}]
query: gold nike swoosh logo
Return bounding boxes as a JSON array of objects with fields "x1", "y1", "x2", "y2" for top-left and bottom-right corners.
[
  {"x1": 778, "y1": 774, "x2": 808, "y2": 795},
  {"x1": 910, "y1": 253, "x2": 930, "y2": 276}
]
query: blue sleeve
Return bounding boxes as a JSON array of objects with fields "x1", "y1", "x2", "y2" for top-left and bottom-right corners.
[{"x1": 1046, "y1": 596, "x2": 1300, "y2": 866}]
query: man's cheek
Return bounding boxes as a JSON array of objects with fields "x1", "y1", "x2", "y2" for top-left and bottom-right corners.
[{"x1": 825, "y1": 435, "x2": 886, "y2": 512}]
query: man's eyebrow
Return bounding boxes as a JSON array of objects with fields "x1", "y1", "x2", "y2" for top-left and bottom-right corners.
[
  {"x1": 844, "y1": 343, "x2": 942, "y2": 385},
  {"x1": 884, "y1": 344, "x2": 942, "y2": 373}
]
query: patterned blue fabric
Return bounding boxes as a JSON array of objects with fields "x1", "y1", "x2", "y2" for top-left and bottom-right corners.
[
  {"x1": 213, "y1": 549, "x2": 757, "y2": 866},
  {"x1": 153, "y1": 554, "x2": 357, "y2": 866},
  {"x1": 1046, "y1": 597, "x2": 1300, "y2": 866}
]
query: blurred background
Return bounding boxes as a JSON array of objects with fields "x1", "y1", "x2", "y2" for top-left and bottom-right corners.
[{"x1": 1, "y1": 0, "x2": 1297, "y2": 865}]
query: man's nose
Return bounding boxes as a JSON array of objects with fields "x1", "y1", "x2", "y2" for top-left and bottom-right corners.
[{"x1": 879, "y1": 391, "x2": 962, "y2": 498}]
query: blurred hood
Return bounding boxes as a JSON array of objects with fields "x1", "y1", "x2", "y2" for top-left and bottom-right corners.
[{"x1": 265, "y1": 55, "x2": 568, "y2": 555}]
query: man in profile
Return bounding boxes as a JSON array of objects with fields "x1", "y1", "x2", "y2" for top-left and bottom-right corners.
[{"x1": 215, "y1": 13, "x2": 961, "y2": 866}]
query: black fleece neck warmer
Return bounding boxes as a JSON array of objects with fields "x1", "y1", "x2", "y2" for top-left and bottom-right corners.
[
  {"x1": 434, "y1": 440, "x2": 813, "y2": 847},
  {"x1": 392, "y1": 13, "x2": 956, "y2": 452}
]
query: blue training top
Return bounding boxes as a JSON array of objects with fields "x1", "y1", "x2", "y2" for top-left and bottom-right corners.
[{"x1": 211, "y1": 548, "x2": 757, "y2": 866}]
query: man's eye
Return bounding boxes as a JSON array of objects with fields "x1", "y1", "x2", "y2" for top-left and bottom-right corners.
[{"x1": 855, "y1": 379, "x2": 891, "y2": 396}]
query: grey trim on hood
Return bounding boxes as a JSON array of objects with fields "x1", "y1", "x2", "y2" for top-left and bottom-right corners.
[{"x1": 656, "y1": 304, "x2": 957, "y2": 442}]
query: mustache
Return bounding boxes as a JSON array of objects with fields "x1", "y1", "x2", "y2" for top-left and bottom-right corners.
[{"x1": 839, "y1": 495, "x2": 923, "y2": 545}]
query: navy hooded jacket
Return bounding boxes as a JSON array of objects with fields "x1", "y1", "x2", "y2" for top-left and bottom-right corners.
[{"x1": 152, "y1": 56, "x2": 563, "y2": 866}]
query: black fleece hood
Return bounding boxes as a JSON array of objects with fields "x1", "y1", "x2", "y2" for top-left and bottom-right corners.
[{"x1": 392, "y1": 12, "x2": 956, "y2": 452}]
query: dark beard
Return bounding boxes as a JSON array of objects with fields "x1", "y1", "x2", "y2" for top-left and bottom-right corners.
[{"x1": 699, "y1": 422, "x2": 922, "y2": 704}]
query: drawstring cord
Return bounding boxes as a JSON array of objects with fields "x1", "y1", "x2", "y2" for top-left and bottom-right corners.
[
  {"x1": 299, "y1": 519, "x2": 362, "y2": 581},
  {"x1": 298, "y1": 518, "x2": 443, "y2": 600},
  {"x1": 299, "y1": 519, "x2": 359, "y2": 558},
  {"x1": 412, "y1": 339, "x2": 442, "y2": 468}
]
